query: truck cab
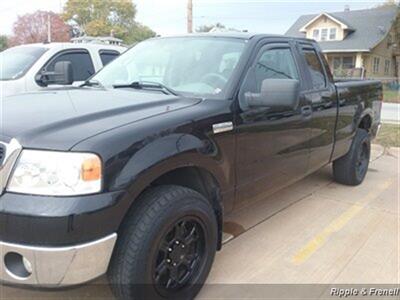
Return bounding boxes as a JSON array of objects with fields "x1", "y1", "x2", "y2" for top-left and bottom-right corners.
[{"x1": 0, "y1": 42, "x2": 126, "y2": 97}]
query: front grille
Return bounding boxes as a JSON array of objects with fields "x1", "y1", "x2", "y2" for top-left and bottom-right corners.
[{"x1": 0, "y1": 144, "x2": 5, "y2": 165}]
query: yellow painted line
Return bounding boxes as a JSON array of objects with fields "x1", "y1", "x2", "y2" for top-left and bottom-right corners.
[{"x1": 292, "y1": 179, "x2": 394, "y2": 265}]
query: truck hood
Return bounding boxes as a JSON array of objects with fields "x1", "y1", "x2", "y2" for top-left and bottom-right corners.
[{"x1": 1, "y1": 88, "x2": 200, "y2": 150}]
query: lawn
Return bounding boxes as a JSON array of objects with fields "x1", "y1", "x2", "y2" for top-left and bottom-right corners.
[
  {"x1": 383, "y1": 89, "x2": 399, "y2": 103},
  {"x1": 374, "y1": 124, "x2": 400, "y2": 148}
]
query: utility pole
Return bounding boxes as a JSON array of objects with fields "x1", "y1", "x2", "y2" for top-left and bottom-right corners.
[
  {"x1": 187, "y1": 0, "x2": 193, "y2": 33},
  {"x1": 47, "y1": 13, "x2": 52, "y2": 43}
]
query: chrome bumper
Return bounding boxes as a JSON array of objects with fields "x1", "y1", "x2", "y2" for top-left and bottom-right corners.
[{"x1": 0, "y1": 233, "x2": 117, "y2": 287}]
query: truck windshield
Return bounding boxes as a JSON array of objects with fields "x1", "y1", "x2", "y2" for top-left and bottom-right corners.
[
  {"x1": 0, "y1": 46, "x2": 48, "y2": 80},
  {"x1": 93, "y1": 37, "x2": 246, "y2": 99}
]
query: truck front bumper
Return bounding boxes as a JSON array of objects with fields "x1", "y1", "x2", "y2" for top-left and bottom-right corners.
[{"x1": 0, "y1": 233, "x2": 117, "y2": 287}]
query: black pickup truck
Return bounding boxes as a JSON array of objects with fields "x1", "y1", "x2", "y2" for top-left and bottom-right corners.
[{"x1": 0, "y1": 33, "x2": 382, "y2": 299}]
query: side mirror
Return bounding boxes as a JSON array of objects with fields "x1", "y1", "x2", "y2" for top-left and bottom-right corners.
[
  {"x1": 245, "y1": 79, "x2": 300, "y2": 110},
  {"x1": 36, "y1": 61, "x2": 74, "y2": 86},
  {"x1": 53, "y1": 61, "x2": 73, "y2": 85}
]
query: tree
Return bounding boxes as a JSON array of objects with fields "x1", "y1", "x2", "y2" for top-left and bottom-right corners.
[
  {"x1": 63, "y1": 0, "x2": 155, "y2": 44},
  {"x1": 0, "y1": 35, "x2": 8, "y2": 51},
  {"x1": 9, "y1": 11, "x2": 71, "y2": 46},
  {"x1": 376, "y1": 0, "x2": 399, "y2": 7},
  {"x1": 128, "y1": 23, "x2": 157, "y2": 44}
]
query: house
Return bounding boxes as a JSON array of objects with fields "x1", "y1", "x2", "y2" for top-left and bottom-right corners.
[{"x1": 286, "y1": 6, "x2": 399, "y2": 80}]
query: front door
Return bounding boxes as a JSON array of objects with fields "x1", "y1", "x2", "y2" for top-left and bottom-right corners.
[{"x1": 234, "y1": 41, "x2": 310, "y2": 209}]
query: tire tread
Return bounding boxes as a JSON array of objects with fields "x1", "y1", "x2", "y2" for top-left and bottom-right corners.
[
  {"x1": 109, "y1": 185, "x2": 216, "y2": 300},
  {"x1": 332, "y1": 128, "x2": 370, "y2": 186}
]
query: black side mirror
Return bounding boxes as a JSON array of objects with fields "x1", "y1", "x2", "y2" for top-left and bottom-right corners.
[
  {"x1": 36, "y1": 61, "x2": 74, "y2": 86},
  {"x1": 245, "y1": 79, "x2": 300, "y2": 110},
  {"x1": 53, "y1": 61, "x2": 73, "y2": 85}
]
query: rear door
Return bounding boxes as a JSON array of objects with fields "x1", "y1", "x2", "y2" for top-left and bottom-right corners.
[
  {"x1": 234, "y1": 40, "x2": 310, "y2": 209},
  {"x1": 298, "y1": 43, "x2": 337, "y2": 173}
]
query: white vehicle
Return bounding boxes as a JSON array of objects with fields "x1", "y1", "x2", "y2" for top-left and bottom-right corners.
[{"x1": 0, "y1": 43, "x2": 126, "y2": 97}]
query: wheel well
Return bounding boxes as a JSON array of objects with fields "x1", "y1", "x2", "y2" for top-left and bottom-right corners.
[
  {"x1": 358, "y1": 115, "x2": 372, "y2": 132},
  {"x1": 150, "y1": 167, "x2": 224, "y2": 249}
]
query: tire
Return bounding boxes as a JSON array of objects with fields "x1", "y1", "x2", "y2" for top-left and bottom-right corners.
[
  {"x1": 332, "y1": 128, "x2": 371, "y2": 186},
  {"x1": 108, "y1": 185, "x2": 218, "y2": 300}
]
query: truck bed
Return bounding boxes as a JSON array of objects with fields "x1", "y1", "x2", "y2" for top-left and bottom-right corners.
[{"x1": 331, "y1": 79, "x2": 382, "y2": 160}]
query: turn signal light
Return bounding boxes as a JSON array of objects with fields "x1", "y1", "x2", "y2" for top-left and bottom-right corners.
[{"x1": 82, "y1": 157, "x2": 102, "y2": 181}]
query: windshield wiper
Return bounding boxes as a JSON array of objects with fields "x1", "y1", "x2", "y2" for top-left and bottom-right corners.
[
  {"x1": 113, "y1": 81, "x2": 180, "y2": 96},
  {"x1": 80, "y1": 80, "x2": 103, "y2": 88},
  {"x1": 257, "y1": 62, "x2": 293, "y2": 79}
]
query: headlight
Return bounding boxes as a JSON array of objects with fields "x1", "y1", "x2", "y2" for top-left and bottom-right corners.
[{"x1": 7, "y1": 150, "x2": 102, "y2": 196}]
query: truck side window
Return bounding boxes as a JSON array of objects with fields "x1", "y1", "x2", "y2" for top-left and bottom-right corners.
[
  {"x1": 99, "y1": 50, "x2": 120, "y2": 66},
  {"x1": 239, "y1": 46, "x2": 299, "y2": 110},
  {"x1": 254, "y1": 48, "x2": 299, "y2": 92},
  {"x1": 45, "y1": 51, "x2": 95, "y2": 82},
  {"x1": 301, "y1": 48, "x2": 326, "y2": 90}
]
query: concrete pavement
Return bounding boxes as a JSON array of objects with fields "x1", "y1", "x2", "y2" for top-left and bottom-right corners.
[
  {"x1": 0, "y1": 145, "x2": 398, "y2": 299},
  {"x1": 382, "y1": 103, "x2": 400, "y2": 124}
]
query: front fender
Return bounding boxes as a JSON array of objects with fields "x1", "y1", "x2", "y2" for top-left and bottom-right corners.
[{"x1": 114, "y1": 132, "x2": 228, "y2": 189}]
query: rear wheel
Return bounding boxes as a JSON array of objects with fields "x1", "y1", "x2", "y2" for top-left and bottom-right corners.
[
  {"x1": 108, "y1": 185, "x2": 218, "y2": 300},
  {"x1": 333, "y1": 128, "x2": 371, "y2": 186}
]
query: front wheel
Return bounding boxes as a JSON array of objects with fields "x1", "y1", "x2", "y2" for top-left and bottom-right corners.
[
  {"x1": 332, "y1": 128, "x2": 371, "y2": 186},
  {"x1": 108, "y1": 185, "x2": 218, "y2": 300}
]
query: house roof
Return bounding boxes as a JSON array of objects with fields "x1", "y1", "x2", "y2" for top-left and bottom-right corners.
[
  {"x1": 299, "y1": 12, "x2": 355, "y2": 32},
  {"x1": 286, "y1": 6, "x2": 398, "y2": 52}
]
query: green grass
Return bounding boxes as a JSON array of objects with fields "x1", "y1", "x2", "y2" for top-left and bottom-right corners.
[
  {"x1": 383, "y1": 89, "x2": 399, "y2": 103},
  {"x1": 374, "y1": 124, "x2": 400, "y2": 148}
]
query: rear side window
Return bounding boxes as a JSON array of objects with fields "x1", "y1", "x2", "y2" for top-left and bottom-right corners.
[
  {"x1": 99, "y1": 50, "x2": 120, "y2": 66},
  {"x1": 301, "y1": 48, "x2": 326, "y2": 90},
  {"x1": 45, "y1": 50, "x2": 95, "y2": 82}
]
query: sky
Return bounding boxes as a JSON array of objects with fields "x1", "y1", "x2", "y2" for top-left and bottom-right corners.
[{"x1": 0, "y1": 0, "x2": 388, "y2": 36}]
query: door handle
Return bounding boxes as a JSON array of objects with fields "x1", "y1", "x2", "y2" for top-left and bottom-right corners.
[{"x1": 301, "y1": 105, "x2": 312, "y2": 117}]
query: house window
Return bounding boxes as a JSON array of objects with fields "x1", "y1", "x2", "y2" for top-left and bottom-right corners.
[
  {"x1": 384, "y1": 60, "x2": 391, "y2": 75},
  {"x1": 332, "y1": 56, "x2": 355, "y2": 70},
  {"x1": 342, "y1": 57, "x2": 355, "y2": 69},
  {"x1": 373, "y1": 57, "x2": 380, "y2": 74},
  {"x1": 313, "y1": 29, "x2": 319, "y2": 40},
  {"x1": 329, "y1": 28, "x2": 337, "y2": 40},
  {"x1": 321, "y1": 29, "x2": 328, "y2": 41},
  {"x1": 333, "y1": 57, "x2": 341, "y2": 70}
]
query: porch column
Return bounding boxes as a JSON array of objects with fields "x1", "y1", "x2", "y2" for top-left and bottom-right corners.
[{"x1": 355, "y1": 53, "x2": 363, "y2": 68}]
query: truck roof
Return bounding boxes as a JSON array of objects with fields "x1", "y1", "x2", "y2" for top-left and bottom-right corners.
[
  {"x1": 157, "y1": 32, "x2": 315, "y2": 43},
  {"x1": 11, "y1": 42, "x2": 126, "y2": 52}
]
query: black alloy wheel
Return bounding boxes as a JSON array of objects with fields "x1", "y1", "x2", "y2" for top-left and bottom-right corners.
[{"x1": 153, "y1": 217, "x2": 206, "y2": 293}]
